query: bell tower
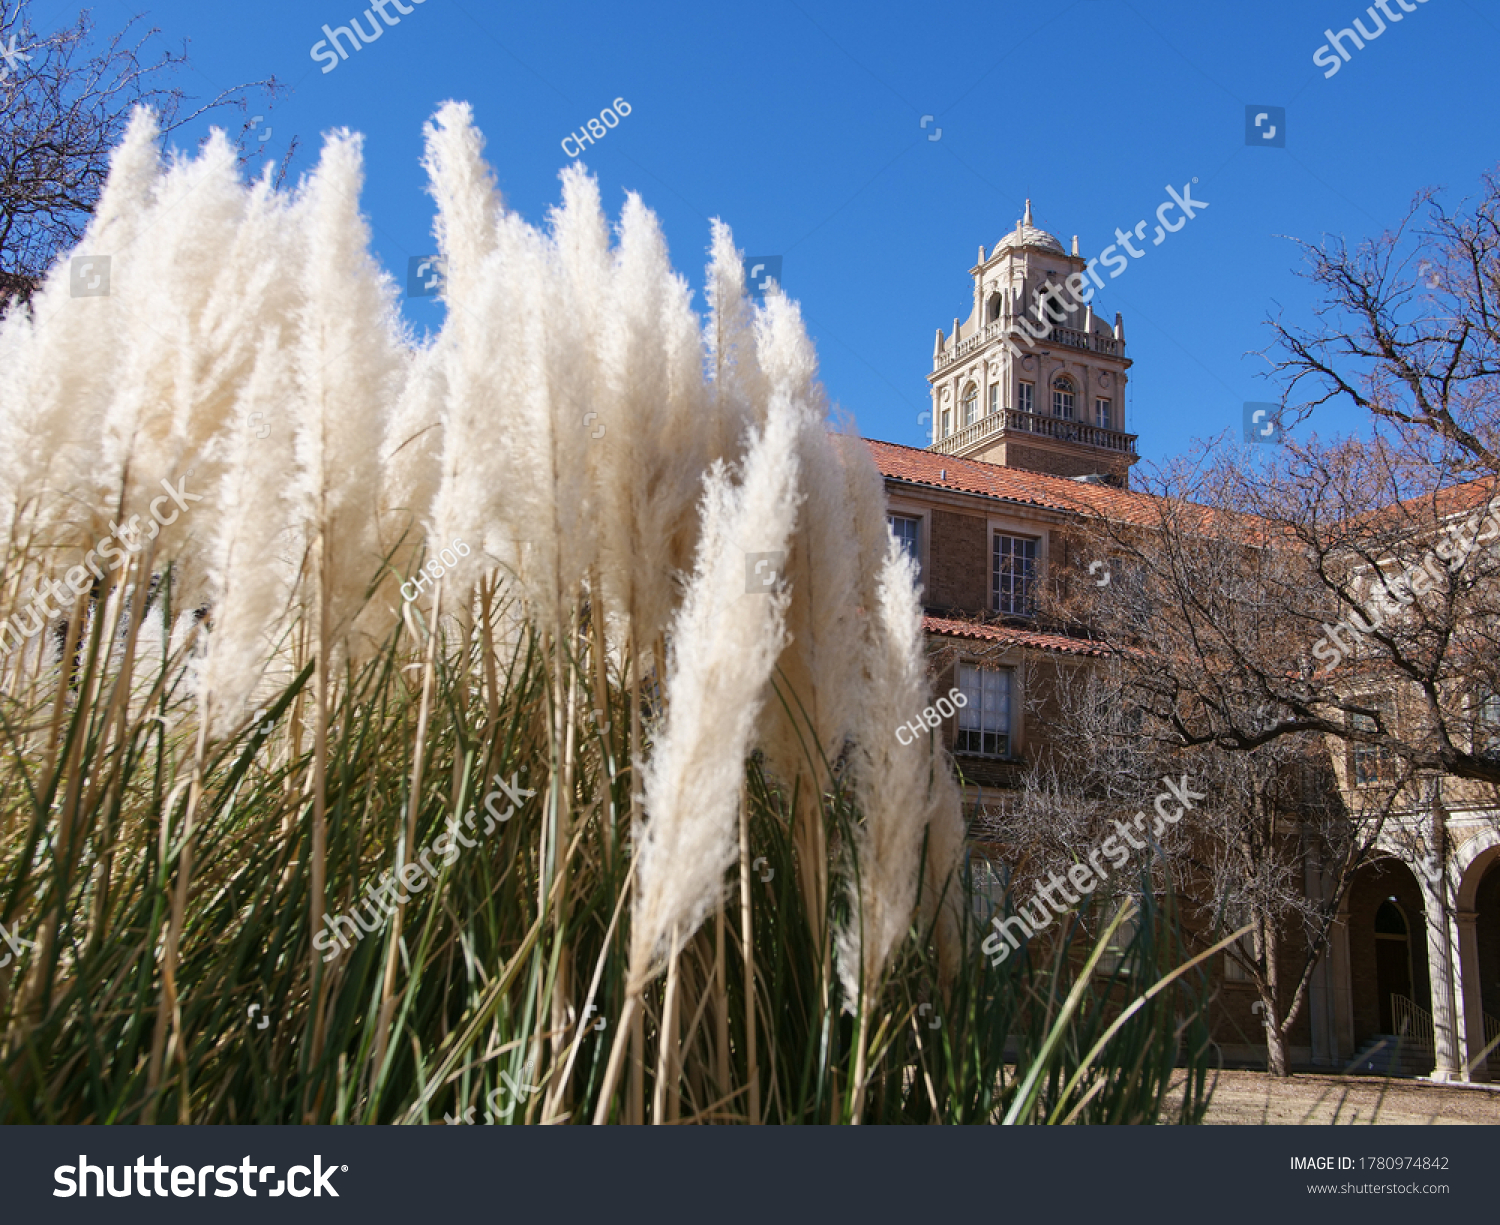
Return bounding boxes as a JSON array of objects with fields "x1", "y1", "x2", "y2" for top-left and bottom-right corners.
[{"x1": 926, "y1": 200, "x2": 1137, "y2": 486}]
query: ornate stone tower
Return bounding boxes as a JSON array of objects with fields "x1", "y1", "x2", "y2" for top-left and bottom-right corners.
[{"x1": 926, "y1": 201, "x2": 1137, "y2": 486}]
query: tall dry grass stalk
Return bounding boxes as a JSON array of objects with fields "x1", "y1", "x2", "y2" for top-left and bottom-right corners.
[{"x1": 0, "y1": 107, "x2": 1213, "y2": 1125}]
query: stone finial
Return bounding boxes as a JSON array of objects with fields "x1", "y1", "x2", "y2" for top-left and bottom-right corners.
[
  {"x1": 978, "y1": 244, "x2": 986, "y2": 264},
  {"x1": 1023, "y1": 198, "x2": 1033, "y2": 226},
  {"x1": 1114, "y1": 311, "x2": 1125, "y2": 341},
  {"x1": 1071, "y1": 235, "x2": 1080, "y2": 257}
]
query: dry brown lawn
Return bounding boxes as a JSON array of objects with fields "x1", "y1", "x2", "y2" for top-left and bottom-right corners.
[{"x1": 1161, "y1": 1069, "x2": 1500, "y2": 1125}]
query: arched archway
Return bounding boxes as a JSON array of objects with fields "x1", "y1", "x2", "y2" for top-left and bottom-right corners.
[
  {"x1": 1348, "y1": 856, "x2": 1430, "y2": 1051},
  {"x1": 1455, "y1": 835, "x2": 1500, "y2": 1080},
  {"x1": 1374, "y1": 898, "x2": 1415, "y2": 1033}
]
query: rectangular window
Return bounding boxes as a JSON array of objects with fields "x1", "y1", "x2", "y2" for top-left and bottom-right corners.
[
  {"x1": 1350, "y1": 708, "x2": 1393, "y2": 786},
  {"x1": 888, "y1": 514, "x2": 920, "y2": 563},
  {"x1": 1096, "y1": 899, "x2": 1140, "y2": 977},
  {"x1": 993, "y1": 533, "x2": 1038, "y2": 616},
  {"x1": 1222, "y1": 903, "x2": 1255, "y2": 982},
  {"x1": 956, "y1": 663, "x2": 1011, "y2": 757},
  {"x1": 940, "y1": 408, "x2": 950, "y2": 439},
  {"x1": 968, "y1": 853, "x2": 1005, "y2": 920},
  {"x1": 1017, "y1": 380, "x2": 1034, "y2": 414},
  {"x1": 989, "y1": 384, "x2": 999, "y2": 416},
  {"x1": 1476, "y1": 690, "x2": 1500, "y2": 758},
  {"x1": 1095, "y1": 397, "x2": 1111, "y2": 430},
  {"x1": 1052, "y1": 384, "x2": 1075, "y2": 419}
]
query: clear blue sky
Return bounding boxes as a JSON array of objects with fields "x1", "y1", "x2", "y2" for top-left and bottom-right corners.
[{"x1": 29, "y1": 0, "x2": 1500, "y2": 465}]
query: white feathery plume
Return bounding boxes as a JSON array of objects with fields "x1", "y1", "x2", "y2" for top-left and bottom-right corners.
[
  {"x1": 197, "y1": 335, "x2": 300, "y2": 734},
  {"x1": 98, "y1": 129, "x2": 250, "y2": 570},
  {"x1": 421, "y1": 101, "x2": 501, "y2": 310},
  {"x1": 0, "y1": 109, "x2": 163, "y2": 559},
  {"x1": 655, "y1": 253, "x2": 712, "y2": 587},
  {"x1": 527, "y1": 172, "x2": 601, "y2": 622},
  {"x1": 833, "y1": 431, "x2": 967, "y2": 990},
  {"x1": 629, "y1": 389, "x2": 805, "y2": 984},
  {"x1": 289, "y1": 130, "x2": 404, "y2": 661},
  {"x1": 836, "y1": 534, "x2": 934, "y2": 1007},
  {"x1": 752, "y1": 292, "x2": 862, "y2": 786},
  {"x1": 703, "y1": 220, "x2": 763, "y2": 460},
  {"x1": 460, "y1": 213, "x2": 560, "y2": 620},
  {"x1": 592, "y1": 192, "x2": 705, "y2": 649},
  {"x1": 918, "y1": 747, "x2": 967, "y2": 990},
  {"x1": 423, "y1": 124, "x2": 542, "y2": 609},
  {"x1": 380, "y1": 341, "x2": 446, "y2": 567}
]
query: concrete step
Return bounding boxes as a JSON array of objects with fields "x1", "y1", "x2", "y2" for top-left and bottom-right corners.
[{"x1": 1350, "y1": 1035, "x2": 1434, "y2": 1078}]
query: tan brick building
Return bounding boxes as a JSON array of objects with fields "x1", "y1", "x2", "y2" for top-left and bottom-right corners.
[{"x1": 868, "y1": 203, "x2": 1500, "y2": 1079}]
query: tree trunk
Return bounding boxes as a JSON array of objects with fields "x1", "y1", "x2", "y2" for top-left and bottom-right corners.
[{"x1": 1260, "y1": 914, "x2": 1291, "y2": 1077}]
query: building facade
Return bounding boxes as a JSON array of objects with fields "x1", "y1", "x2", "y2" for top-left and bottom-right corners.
[{"x1": 871, "y1": 203, "x2": 1500, "y2": 1079}]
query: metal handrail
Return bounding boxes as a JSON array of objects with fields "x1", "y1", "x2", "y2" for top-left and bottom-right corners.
[{"x1": 1390, "y1": 994, "x2": 1435, "y2": 1048}]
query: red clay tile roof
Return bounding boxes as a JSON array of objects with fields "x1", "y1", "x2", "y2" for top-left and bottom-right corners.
[
  {"x1": 868, "y1": 436, "x2": 1499, "y2": 552},
  {"x1": 922, "y1": 614, "x2": 1112, "y2": 658},
  {"x1": 866, "y1": 438, "x2": 1171, "y2": 527},
  {"x1": 1373, "y1": 475, "x2": 1500, "y2": 531},
  {"x1": 865, "y1": 438, "x2": 1275, "y2": 541}
]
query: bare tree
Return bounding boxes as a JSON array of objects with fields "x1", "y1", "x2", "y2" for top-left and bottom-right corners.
[
  {"x1": 1270, "y1": 169, "x2": 1500, "y2": 479},
  {"x1": 0, "y1": 2, "x2": 287, "y2": 307},
  {"x1": 982, "y1": 640, "x2": 1406, "y2": 1076}
]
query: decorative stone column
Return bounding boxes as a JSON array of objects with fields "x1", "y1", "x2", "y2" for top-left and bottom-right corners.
[
  {"x1": 1306, "y1": 845, "x2": 1354, "y2": 1067},
  {"x1": 1305, "y1": 845, "x2": 1334, "y2": 1067},
  {"x1": 1456, "y1": 908, "x2": 1488, "y2": 1081},
  {"x1": 1420, "y1": 875, "x2": 1464, "y2": 1081},
  {"x1": 1330, "y1": 896, "x2": 1355, "y2": 1061}
]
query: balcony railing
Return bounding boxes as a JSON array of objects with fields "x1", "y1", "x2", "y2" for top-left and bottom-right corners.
[
  {"x1": 929, "y1": 407, "x2": 1138, "y2": 457},
  {"x1": 935, "y1": 318, "x2": 1124, "y2": 370}
]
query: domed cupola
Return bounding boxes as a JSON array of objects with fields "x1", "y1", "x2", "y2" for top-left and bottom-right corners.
[
  {"x1": 992, "y1": 199, "x2": 1066, "y2": 257},
  {"x1": 926, "y1": 200, "x2": 1138, "y2": 486}
]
